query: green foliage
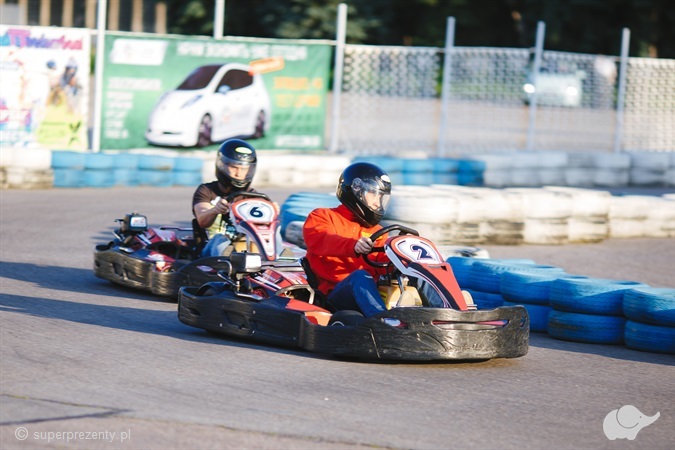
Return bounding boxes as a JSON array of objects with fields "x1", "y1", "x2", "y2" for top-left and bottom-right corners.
[{"x1": 164, "y1": 0, "x2": 675, "y2": 58}]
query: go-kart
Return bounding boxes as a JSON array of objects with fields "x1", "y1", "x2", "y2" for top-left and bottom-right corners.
[
  {"x1": 178, "y1": 224, "x2": 529, "y2": 361},
  {"x1": 94, "y1": 192, "x2": 303, "y2": 298}
]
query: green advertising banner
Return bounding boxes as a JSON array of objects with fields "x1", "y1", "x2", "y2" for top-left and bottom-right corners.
[
  {"x1": 0, "y1": 25, "x2": 90, "y2": 150},
  {"x1": 101, "y1": 32, "x2": 332, "y2": 151}
]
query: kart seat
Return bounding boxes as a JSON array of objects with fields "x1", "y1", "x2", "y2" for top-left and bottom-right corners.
[
  {"x1": 192, "y1": 218, "x2": 209, "y2": 257},
  {"x1": 300, "y1": 257, "x2": 334, "y2": 312}
]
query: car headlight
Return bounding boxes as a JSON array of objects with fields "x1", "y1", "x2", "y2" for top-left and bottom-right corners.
[
  {"x1": 523, "y1": 83, "x2": 535, "y2": 94},
  {"x1": 181, "y1": 94, "x2": 202, "y2": 109},
  {"x1": 565, "y1": 86, "x2": 579, "y2": 97}
]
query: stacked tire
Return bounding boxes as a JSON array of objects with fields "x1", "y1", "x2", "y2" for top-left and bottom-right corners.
[
  {"x1": 83, "y1": 152, "x2": 115, "y2": 187},
  {"x1": 623, "y1": 287, "x2": 675, "y2": 354},
  {"x1": 173, "y1": 157, "x2": 205, "y2": 186},
  {"x1": 461, "y1": 259, "x2": 560, "y2": 311},
  {"x1": 52, "y1": 150, "x2": 85, "y2": 188},
  {"x1": 548, "y1": 278, "x2": 646, "y2": 344},
  {"x1": 137, "y1": 154, "x2": 175, "y2": 187},
  {"x1": 2, "y1": 147, "x2": 54, "y2": 189},
  {"x1": 279, "y1": 192, "x2": 339, "y2": 248},
  {"x1": 501, "y1": 271, "x2": 566, "y2": 332}
]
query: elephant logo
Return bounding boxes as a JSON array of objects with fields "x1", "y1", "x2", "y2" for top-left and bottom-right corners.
[{"x1": 603, "y1": 405, "x2": 660, "y2": 440}]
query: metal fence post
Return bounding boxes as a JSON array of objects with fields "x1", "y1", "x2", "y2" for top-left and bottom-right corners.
[
  {"x1": 613, "y1": 28, "x2": 630, "y2": 153},
  {"x1": 329, "y1": 3, "x2": 347, "y2": 153},
  {"x1": 437, "y1": 16, "x2": 455, "y2": 157},
  {"x1": 214, "y1": 0, "x2": 225, "y2": 39},
  {"x1": 525, "y1": 21, "x2": 545, "y2": 151},
  {"x1": 92, "y1": 0, "x2": 108, "y2": 153}
]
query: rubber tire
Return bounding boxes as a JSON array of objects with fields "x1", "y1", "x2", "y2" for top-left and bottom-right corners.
[
  {"x1": 547, "y1": 310, "x2": 625, "y2": 345},
  {"x1": 624, "y1": 320, "x2": 675, "y2": 355},
  {"x1": 550, "y1": 278, "x2": 646, "y2": 316},
  {"x1": 623, "y1": 287, "x2": 675, "y2": 327},
  {"x1": 328, "y1": 310, "x2": 366, "y2": 327}
]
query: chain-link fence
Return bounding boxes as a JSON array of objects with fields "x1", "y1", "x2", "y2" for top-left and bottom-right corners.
[
  {"x1": 335, "y1": 44, "x2": 675, "y2": 156},
  {"x1": 339, "y1": 45, "x2": 441, "y2": 154}
]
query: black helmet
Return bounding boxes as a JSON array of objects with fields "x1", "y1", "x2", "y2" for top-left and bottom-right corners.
[
  {"x1": 337, "y1": 162, "x2": 392, "y2": 227},
  {"x1": 215, "y1": 139, "x2": 257, "y2": 190}
]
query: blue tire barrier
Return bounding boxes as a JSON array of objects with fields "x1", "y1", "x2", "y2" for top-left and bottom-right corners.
[
  {"x1": 548, "y1": 310, "x2": 626, "y2": 344},
  {"x1": 466, "y1": 289, "x2": 505, "y2": 310},
  {"x1": 402, "y1": 172, "x2": 431, "y2": 186},
  {"x1": 623, "y1": 287, "x2": 675, "y2": 327},
  {"x1": 432, "y1": 172, "x2": 459, "y2": 185},
  {"x1": 138, "y1": 154, "x2": 175, "y2": 171},
  {"x1": 501, "y1": 271, "x2": 566, "y2": 305},
  {"x1": 84, "y1": 153, "x2": 115, "y2": 170},
  {"x1": 53, "y1": 168, "x2": 84, "y2": 188},
  {"x1": 113, "y1": 169, "x2": 139, "y2": 186},
  {"x1": 457, "y1": 159, "x2": 486, "y2": 186},
  {"x1": 446, "y1": 256, "x2": 480, "y2": 289},
  {"x1": 624, "y1": 320, "x2": 675, "y2": 355},
  {"x1": 504, "y1": 301, "x2": 551, "y2": 333},
  {"x1": 468, "y1": 259, "x2": 555, "y2": 294},
  {"x1": 457, "y1": 170, "x2": 484, "y2": 186},
  {"x1": 137, "y1": 169, "x2": 173, "y2": 187},
  {"x1": 458, "y1": 159, "x2": 487, "y2": 172},
  {"x1": 430, "y1": 158, "x2": 460, "y2": 174},
  {"x1": 172, "y1": 171, "x2": 203, "y2": 186},
  {"x1": 113, "y1": 153, "x2": 139, "y2": 169},
  {"x1": 51, "y1": 151, "x2": 85, "y2": 169},
  {"x1": 83, "y1": 170, "x2": 115, "y2": 188},
  {"x1": 401, "y1": 158, "x2": 434, "y2": 173},
  {"x1": 549, "y1": 278, "x2": 647, "y2": 316},
  {"x1": 174, "y1": 157, "x2": 204, "y2": 172},
  {"x1": 351, "y1": 156, "x2": 405, "y2": 174}
]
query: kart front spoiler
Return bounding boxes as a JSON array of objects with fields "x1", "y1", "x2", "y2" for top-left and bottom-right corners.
[
  {"x1": 178, "y1": 286, "x2": 529, "y2": 361},
  {"x1": 305, "y1": 306, "x2": 529, "y2": 361}
]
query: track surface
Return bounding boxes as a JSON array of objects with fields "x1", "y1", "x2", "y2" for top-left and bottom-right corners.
[{"x1": 1, "y1": 187, "x2": 674, "y2": 449}]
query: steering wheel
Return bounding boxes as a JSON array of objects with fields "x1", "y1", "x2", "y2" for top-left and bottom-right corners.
[
  {"x1": 362, "y1": 224, "x2": 419, "y2": 268},
  {"x1": 225, "y1": 191, "x2": 271, "y2": 203}
]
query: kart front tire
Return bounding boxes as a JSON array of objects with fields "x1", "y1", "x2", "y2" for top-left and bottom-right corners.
[{"x1": 328, "y1": 310, "x2": 366, "y2": 327}]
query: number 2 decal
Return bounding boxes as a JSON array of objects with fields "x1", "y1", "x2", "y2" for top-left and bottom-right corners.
[{"x1": 411, "y1": 244, "x2": 434, "y2": 260}]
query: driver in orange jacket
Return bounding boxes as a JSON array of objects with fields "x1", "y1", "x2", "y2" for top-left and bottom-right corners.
[{"x1": 303, "y1": 162, "x2": 392, "y2": 317}]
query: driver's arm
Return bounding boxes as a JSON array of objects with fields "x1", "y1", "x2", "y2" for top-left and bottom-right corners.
[{"x1": 194, "y1": 198, "x2": 230, "y2": 229}]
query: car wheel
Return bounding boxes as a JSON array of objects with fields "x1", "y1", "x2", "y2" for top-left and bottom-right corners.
[
  {"x1": 328, "y1": 310, "x2": 366, "y2": 327},
  {"x1": 197, "y1": 115, "x2": 212, "y2": 147},
  {"x1": 251, "y1": 111, "x2": 266, "y2": 139}
]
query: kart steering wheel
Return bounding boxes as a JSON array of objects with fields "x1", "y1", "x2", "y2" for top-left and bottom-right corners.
[
  {"x1": 225, "y1": 191, "x2": 272, "y2": 203},
  {"x1": 362, "y1": 224, "x2": 419, "y2": 268}
]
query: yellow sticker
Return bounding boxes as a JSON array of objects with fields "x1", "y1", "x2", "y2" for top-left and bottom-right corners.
[{"x1": 235, "y1": 147, "x2": 253, "y2": 154}]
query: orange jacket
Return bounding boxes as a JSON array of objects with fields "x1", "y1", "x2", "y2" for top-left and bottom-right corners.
[{"x1": 303, "y1": 204, "x2": 389, "y2": 295}]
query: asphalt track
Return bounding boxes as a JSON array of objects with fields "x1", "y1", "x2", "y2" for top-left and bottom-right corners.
[{"x1": 1, "y1": 186, "x2": 674, "y2": 450}]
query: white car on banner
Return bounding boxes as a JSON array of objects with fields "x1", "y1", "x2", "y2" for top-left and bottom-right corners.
[{"x1": 145, "y1": 62, "x2": 271, "y2": 147}]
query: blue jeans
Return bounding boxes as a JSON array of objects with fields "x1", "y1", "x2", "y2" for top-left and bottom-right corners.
[
  {"x1": 327, "y1": 270, "x2": 386, "y2": 318},
  {"x1": 202, "y1": 233, "x2": 231, "y2": 257}
]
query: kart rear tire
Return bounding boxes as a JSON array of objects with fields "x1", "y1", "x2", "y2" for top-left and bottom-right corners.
[{"x1": 328, "y1": 310, "x2": 366, "y2": 327}]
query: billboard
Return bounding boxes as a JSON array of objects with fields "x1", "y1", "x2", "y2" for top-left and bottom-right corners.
[
  {"x1": 0, "y1": 26, "x2": 90, "y2": 150},
  {"x1": 101, "y1": 33, "x2": 332, "y2": 150}
]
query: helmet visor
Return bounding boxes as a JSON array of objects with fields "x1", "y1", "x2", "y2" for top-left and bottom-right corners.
[
  {"x1": 217, "y1": 156, "x2": 256, "y2": 184},
  {"x1": 353, "y1": 178, "x2": 390, "y2": 216}
]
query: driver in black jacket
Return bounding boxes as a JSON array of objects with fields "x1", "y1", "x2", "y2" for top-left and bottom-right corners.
[{"x1": 192, "y1": 139, "x2": 259, "y2": 256}]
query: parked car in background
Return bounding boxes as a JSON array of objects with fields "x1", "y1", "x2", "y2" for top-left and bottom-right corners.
[
  {"x1": 146, "y1": 63, "x2": 271, "y2": 147},
  {"x1": 522, "y1": 51, "x2": 586, "y2": 108},
  {"x1": 523, "y1": 68, "x2": 584, "y2": 107}
]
